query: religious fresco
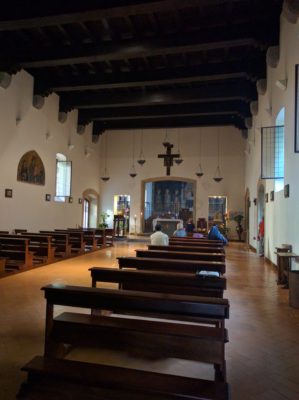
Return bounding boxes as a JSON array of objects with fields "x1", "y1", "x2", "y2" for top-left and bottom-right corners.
[{"x1": 17, "y1": 150, "x2": 45, "y2": 185}]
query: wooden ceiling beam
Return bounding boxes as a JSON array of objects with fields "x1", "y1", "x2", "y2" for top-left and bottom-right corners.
[
  {"x1": 18, "y1": 26, "x2": 265, "y2": 69},
  {"x1": 59, "y1": 82, "x2": 256, "y2": 111},
  {"x1": 77, "y1": 101, "x2": 251, "y2": 124},
  {"x1": 0, "y1": 1, "x2": 246, "y2": 31},
  {"x1": 91, "y1": 114, "x2": 246, "y2": 131}
]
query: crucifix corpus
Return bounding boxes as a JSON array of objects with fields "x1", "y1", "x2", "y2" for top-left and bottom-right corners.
[{"x1": 158, "y1": 142, "x2": 180, "y2": 176}]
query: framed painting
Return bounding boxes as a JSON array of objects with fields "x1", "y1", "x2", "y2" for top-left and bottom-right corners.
[
  {"x1": 284, "y1": 184, "x2": 290, "y2": 198},
  {"x1": 270, "y1": 191, "x2": 274, "y2": 201},
  {"x1": 5, "y1": 188, "x2": 13, "y2": 198},
  {"x1": 265, "y1": 193, "x2": 269, "y2": 203},
  {"x1": 45, "y1": 194, "x2": 51, "y2": 201}
]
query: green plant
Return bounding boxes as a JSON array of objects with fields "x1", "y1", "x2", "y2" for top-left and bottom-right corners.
[{"x1": 99, "y1": 212, "x2": 110, "y2": 229}]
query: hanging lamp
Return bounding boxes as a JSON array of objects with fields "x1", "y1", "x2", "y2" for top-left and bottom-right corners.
[
  {"x1": 101, "y1": 133, "x2": 110, "y2": 182},
  {"x1": 129, "y1": 132, "x2": 137, "y2": 178},
  {"x1": 175, "y1": 129, "x2": 183, "y2": 165},
  {"x1": 213, "y1": 130, "x2": 223, "y2": 182},
  {"x1": 137, "y1": 129, "x2": 146, "y2": 166},
  {"x1": 196, "y1": 128, "x2": 204, "y2": 177}
]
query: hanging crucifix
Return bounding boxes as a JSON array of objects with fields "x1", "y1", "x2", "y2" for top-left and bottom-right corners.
[{"x1": 158, "y1": 142, "x2": 180, "y2": 176}]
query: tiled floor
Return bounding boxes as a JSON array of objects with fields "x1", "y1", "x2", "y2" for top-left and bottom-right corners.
[{"x1": 0, "y1": 241, "x2": 299, "y2": 399}]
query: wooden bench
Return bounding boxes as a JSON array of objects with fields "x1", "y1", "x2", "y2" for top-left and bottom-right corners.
[
  {"x1": 7, "y1": 234, "x2": 55, "y2": 263},
  {"x1": 19, "y1": 356, "x2": 229, "y2": 400},
  {"x1": 118, "y1": 256, "x2": 226, "y2": 275},
  {"x1": 39, "y1": 231, "x2": 72, "y2": 258},
  {"x1": 66, "y1": 228, "x2": 99, "y2": 251},
  {"x1": 170, "y1": 236, "x2": 223, "y2": 245},
  {"x1": 42, "y1": 284, "x2": 228, "y2": 376},
  {"x1": 136, "y1": 249, "x2": 225, "y2": 262},
  {"x1": 55, "y1": 230, "x2": 85, "y2": 254},
  {"x1": 89, "y1": 266, "x2": 226, "y2": 297},
  {"x1": 149, "y1": 244, "x2": 225, "y2": 254},
  {"x1": 0, "y1": 236, "x2": 34, "y2": 269},
  {"x1": 170, "y1": 239, "x2": 224, "y2": 247}
]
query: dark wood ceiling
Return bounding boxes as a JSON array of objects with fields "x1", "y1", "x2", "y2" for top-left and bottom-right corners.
[{"x1": 0, "y1": 0, "x2": 283, "y2": 139}]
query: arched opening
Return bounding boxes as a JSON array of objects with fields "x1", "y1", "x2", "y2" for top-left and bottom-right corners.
[
  {"x1": 141, "y1": 177, "x2": 196, "y2": 234},
  {"x1": 82, "y1": 189, "x2": 99, "y2": 228},
  {"x1": 257, "y1": 183, "x2": 265, "y2": 256},
  {"x1": 244, "y1": 188, "x2": 250, "y2": 247}
]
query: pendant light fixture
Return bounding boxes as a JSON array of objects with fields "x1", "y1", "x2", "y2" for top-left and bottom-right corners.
[
  {"x1": 137, "y1": 129, "x2": 146, "y2": 166},
  {"x1": 196, "y1": 128, "x2": 204, "y2": 177},
  {"x1": 213, "y1": 129, "x2": 223, "y2": 182},
  {"x1": 101, "y1": 133, "x2": 110, "y2": 182},
  {"x1": 175, "y1": 129, "x2": 183, "y2": 165},
  {"x1": 129, "y1": 132, "x2": 137, "y2": 178}
]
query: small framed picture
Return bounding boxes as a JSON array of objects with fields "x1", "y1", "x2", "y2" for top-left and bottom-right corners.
[
  {"x1": 68, "y1": 196, "x2": 73, "y2": 203},
  {"x1": 284, "y1": 184, "x2": 290, "y2": 198},
  {"x1": 78, "y1": 198, "x2": 82, "y2": 204},
  {"x1": 270, "y1": 191, "x2": 274, "y2": 201},
  {"x1": 5, "y1": 188, "x2": 13, "y2": 198},
  {"x1": 265, "y1": 193, "x2": 269, "y2": 203},
  {"x1": 45, "y1": 194, "x2": 51, "y2": 201}
]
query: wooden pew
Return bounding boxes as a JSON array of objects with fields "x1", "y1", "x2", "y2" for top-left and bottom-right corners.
[
  {"x1": 39, "y1": 231, "x2": 71, "y2": 258},
  {"x1": 6, "y1": 234, "x2": 55, "y2": 263},
  {"x1": 170, "y1": 236, "x2": 223, "y2": 245},
  {"x1": 66, "y1": 228, "x2": 99, "y2": 251},
  {"x1": 149, "y1": 244, "x2": 225, "y2": 253},
  {"x1": 0, "y1": 230, "x2": 9, "y2": 235},
  {"x1": 54, "y1": 230, "x2": 85, "y2": 254},
  {"x1": 42, "y1": 284, "x2": 228, "y2": 378},
  {"x1": 0, "y1": 257, "x2": 6, "y2": 273},
  {"x1": 19, "y1": 356, "x2": 230, "y2": 400},
  {"x1": 89, "y1": 266, "x2": 226, "y2": 297},
  {"x1": 0, "y1": 236, "x2": 33, "y2": 269},
  {"x1": 136, "y1": 249, "x2": 225, "y2": 262},
  {"x1": 118, "y1": 256, "x2": 226, "y2": 275},
  {"x1": 170, "y1": 238, "x2": 224, "y2": 247}
]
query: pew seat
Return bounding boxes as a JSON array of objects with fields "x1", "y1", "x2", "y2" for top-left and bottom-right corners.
[{"x1": 18, "y1": 356, "x2": 230, "y2": 400}]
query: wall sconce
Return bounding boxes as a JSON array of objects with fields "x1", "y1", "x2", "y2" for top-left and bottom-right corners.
[{"x1": 275, "y1": 79, "x2": 287, "y2": 91}]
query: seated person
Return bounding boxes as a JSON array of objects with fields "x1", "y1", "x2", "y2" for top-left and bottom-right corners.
[
  {"x1": 150, "y1": 224, "x2": 169, "y2": 245},
  {"x1": 208, "y1": 224, "x2": 228, "y2": 245},
  {"x1": 173, "y1": 222, "x2": 187, "y2": 237},
  {"x1": 185, "y1": 218, "x2": 195, "y2": 235}
]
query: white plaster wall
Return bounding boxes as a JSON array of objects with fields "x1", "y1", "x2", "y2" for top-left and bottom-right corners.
[
  {"x1": 100, "y1": 126, "x2": 245, "y2": 236},
  {"x1": 0, "y1": 70, "x2": 101, "y2": 232},
  {"x1": 245, "y1": 12, "x2": 299, "y2": 266}
]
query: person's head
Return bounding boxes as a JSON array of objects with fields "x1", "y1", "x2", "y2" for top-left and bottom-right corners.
[
  {"x1": 188, "y1": 218, "x2": 193, "y2": 223},
  {"x1": 177, "y1": 222, "x2": 184, "y2": 230},
  {"x1": 155, "y1": 224, "x2": 162, "y2": 231}
]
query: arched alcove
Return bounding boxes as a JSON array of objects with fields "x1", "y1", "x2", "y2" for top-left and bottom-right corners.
[{"x1": 141, "y1": 177, "x2": 196, "y2": 234}]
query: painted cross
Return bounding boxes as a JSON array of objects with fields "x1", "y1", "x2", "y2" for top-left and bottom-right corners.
[{"x1": 158, "y1": 142, "x2": 180, "y2": 176}]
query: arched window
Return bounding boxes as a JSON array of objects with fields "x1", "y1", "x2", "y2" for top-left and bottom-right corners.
[
  {"x1": 275, "y1": 107, "x2": 285, "y2": 192},
  {"x1": 54, "y1": 153, "x2": 72, "y2": 202}
]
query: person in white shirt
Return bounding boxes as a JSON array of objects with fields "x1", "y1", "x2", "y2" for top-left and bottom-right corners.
[{"x1": 150, "y1": 224, "x2": 169, "y2": 245}]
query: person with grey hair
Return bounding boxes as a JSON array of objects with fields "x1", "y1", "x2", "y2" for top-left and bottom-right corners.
[
  {"x1": 173, "y1": 222, "x2": 187, "y2": 237},
  {"x1": 150, "y1": 224, "x2": 169, "y2": 245}
]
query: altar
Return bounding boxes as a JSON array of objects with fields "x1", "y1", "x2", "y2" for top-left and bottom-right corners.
[{"x1": 152, "y1": 218, "x2": 183, "y2": 236}]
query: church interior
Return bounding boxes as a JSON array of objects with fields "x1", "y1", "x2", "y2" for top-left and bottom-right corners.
[{"x1": 1, "y1": 1, "x2": 299, "y2": 399}]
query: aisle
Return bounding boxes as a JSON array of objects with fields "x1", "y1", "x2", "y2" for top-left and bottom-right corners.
[{"x1": 0, "y1": 241, "x2": 298, "y2": 399}]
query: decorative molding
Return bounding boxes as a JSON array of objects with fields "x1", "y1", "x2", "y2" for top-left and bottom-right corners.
[
  {"x1": 282, "y1": 0, "x2": 299, "y2": 24},
  {"x1": 256, "y1": 79, "x2": 267, "y2": 95},
  {"x1": 32, "y1": 95, "x2": 45, "y2": 109},
  {"x1": 266, "y1": 46, "x2": 280, "y2": 69},
  {"x1": 0, "y1": 72, "x2": 12, "y2": 89},
  {"x1": 250, "y1": 101, "x2": 258, "y2": 116},
  {"x1": 58, "y1": 111, "x2": 67, "y2": 123},
  {"x1": 77, "y1": 124, "x2": 85, "y2": 135},
  {"x1": 245, "y1": 117, "x2": 252, "y2": 129}
]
